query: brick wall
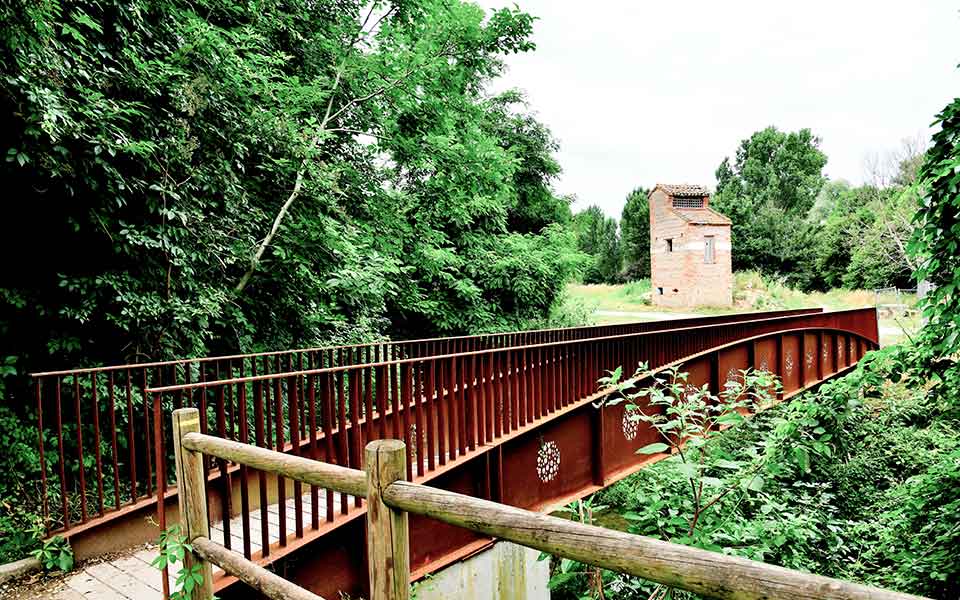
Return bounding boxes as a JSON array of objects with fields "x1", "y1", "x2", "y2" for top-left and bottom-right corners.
[{"x1": 649, "y1": 189, "x2": 733, "y2": 307}]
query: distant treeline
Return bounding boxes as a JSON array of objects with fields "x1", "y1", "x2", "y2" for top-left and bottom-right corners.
[{"x1": 572, "y1": 126, "x2": 920, "y2": 292}]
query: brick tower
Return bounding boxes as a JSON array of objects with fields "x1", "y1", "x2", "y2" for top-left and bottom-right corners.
[{"x1": 649, "y1": 184, "x2": 732, "y2": 307}]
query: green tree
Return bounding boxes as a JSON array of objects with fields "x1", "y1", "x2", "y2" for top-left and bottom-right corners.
[
  {"x1": 808, "y1": 181, "x2": 918, "y2": 292},
  {"x1": 619, "y1": 187, "x2": 651, "y2": 280},
  {"x1": 573, "y1": 206, "x2": 621, "y2": 284},
  {"x1": 0, "y1": 0, "x2": 582, "y2": 369},
  {"x1": 842, "y1": 186, "x2": 918, "y2": 289},
  {"x1": 484, "y1": 92, "x2": 571, "y2": 234},
  {"x1": 712, "y1": 127, "x2": 827, "y2": 280},
  {"x1": 807, "y1": 179, "x2": 851, "y2": 225}
]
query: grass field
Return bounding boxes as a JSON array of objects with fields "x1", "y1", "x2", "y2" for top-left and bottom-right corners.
[{"x1": 566, "y1": 271, "x2": 919, "y2": 346}]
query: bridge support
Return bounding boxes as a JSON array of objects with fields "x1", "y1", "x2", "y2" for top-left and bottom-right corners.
[{"x1": 413, "y1": 541, "x2": 549, "y2": 600}]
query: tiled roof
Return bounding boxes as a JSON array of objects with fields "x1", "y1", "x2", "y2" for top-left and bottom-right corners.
[
  {"x1": 658, "y1": 184, "x2": 710, "y2": 198},
  {"x1": 672, "y1": 208, "x2": 731, "y2": 225}
]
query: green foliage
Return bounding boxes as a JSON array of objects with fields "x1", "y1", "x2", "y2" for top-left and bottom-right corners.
[
  {"x1": 0, "y1": 356, "x2": 45, "y2": 564},
  {"x1": 712, "y1": 126, "x2": 827, "y2": 282},
  {"x1": 911, "y1": 94, "x2": 960, "y2": 361},
  {"x1": 31, "y1": 535, "x2": 74, "y2": 572},
  {"x1": 1, "y1": 508, "x2": 44, "y2": 565},
  {"x1": 573, "y1": 206, "x2": 621, "y2": 284},
  {"x1": 553, "y1": 344, "x2": 960, "y2": 600},
  {"x1": 712, "y1": 125, "x2": 922, "y2": 292},
  {"x1": 807, "y1": 183, "x2": 918, "y2": 291},
  {"x1": 152, "y1": 525, "x2": 214, "y2": 600},
  {"x1": 538, "y1": 498, "x2": 615, "y2": 599},
  {"x1": 619, "y1": 187, "x2": 650, "y2": 281},
  {"x1": 0, "y1": 0, "x2": 579, "y2": 367},
  {"x1": 851, "y1": 448, "x2": 960, "y2": 596},
  {"x1": 486, "y1": 91, "x2": 572, "y2": 234},
  {"x1": 543, "y1": 364, "x2": 780, "y2": 600},
  {"x1": 599, "y1": 364, "x2": 779, "y2": 550}
]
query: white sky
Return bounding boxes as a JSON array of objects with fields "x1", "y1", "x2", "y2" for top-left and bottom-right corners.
[{"x1": 478, "y1": 1, "x2": 960, "y2": 217}]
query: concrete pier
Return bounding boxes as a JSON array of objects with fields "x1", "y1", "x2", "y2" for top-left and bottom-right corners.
[{"x1": 414, "y1": 542, "x2": 550, "y2": 600}]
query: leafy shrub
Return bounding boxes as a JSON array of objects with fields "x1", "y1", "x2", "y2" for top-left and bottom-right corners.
[
  {"x1": 31, "y1": 535, "x2": 73, "y2": 572},
  {"x1": 850, "y1": 449, "x2": 960, "y2": 598},
  {"x1": 554, "y1": 343, "x2": 960, "y2": 600}
]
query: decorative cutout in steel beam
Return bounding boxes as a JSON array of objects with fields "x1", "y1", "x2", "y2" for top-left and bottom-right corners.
[
  {"x1": 536, "y1": 440, "x2": 561, "y2": 483},
  {"x1": 622, "y1": 405, "x2": 640, "y2": 441}
]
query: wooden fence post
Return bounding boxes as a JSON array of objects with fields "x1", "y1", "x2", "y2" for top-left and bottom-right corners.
[
  {"x1": 365, "y1": 439, "x2": 410, "y2": 600},
  {"x1": 172, "y1": 408, "x2": 214, "y2": 600}
]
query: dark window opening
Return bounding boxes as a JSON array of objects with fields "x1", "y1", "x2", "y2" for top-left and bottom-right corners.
[
  {"x1": 666, "y1": 239, "x2": 673, "y2": 252},
  {"x1": 672, "y1": 197, "x2": 705, "y2": 209},
  {"x1": 657, "y1": 287, "x2": 664, "y2": 295}
]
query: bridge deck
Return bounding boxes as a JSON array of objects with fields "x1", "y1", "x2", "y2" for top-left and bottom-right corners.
[
  {"x1": 37, "y1": 490, "x2": 344, "y2": 599},
  {"x1": 35, "y1": 547, "x2": 171, "y2": 599}
]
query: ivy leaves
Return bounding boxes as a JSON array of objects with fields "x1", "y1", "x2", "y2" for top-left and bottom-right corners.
[{"x1": 911, "y1": 95, "x2": 960, "y2": 360}]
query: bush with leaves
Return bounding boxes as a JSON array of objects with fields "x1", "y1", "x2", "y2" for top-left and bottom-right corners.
[
  {"x1": 909, "y1": 87, "x2": 960, "y2": 396},
  {"x1": 31, "y1": 535, "x2": 74, "y2": 573},
  {"x1": 539, "y1": 363, "x2": 780, "y2": 600},
  {"x1": 548, "y1": 343, "x2": 959, "y2": 600}
]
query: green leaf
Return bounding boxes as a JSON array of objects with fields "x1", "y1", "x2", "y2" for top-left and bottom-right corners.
[
  {"x1": 715, "y1": 412, "x2": 745, "y2": 425},
  {"x1": 676, "y1": 462, "x2": 700, "y2": 478},
  {"x1": 636, "y1": 442, "x2": 669, "y2": 455}
]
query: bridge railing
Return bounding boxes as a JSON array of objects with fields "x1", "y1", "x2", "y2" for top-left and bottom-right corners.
[
  {"x1": 29, "y1": 307, "x2": 826, "y2": 534},
  {"x1": 169, "y1": 409, "x2": 925, "y2": 600},
  {"x1": 143, "y1": 307, "x2": 878, "y2": 571}
]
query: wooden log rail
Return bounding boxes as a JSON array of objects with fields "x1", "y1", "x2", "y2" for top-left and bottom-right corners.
[
  {"x1": 31, "y1": 307, "x2": 825, "y2": 537},
  {"x1": 171, "y1": 410, "x2": 926, "y2": 600}
]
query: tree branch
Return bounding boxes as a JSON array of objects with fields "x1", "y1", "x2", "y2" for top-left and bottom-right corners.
[
  {"x1": 233, "y1": 21, "x2": 451, "y2": 294},
  {"x1": 234, "y1": 135, "x2": 318, "y2": 294}
]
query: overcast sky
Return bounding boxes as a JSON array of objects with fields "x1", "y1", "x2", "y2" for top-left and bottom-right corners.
[{"x1": 477, "y1": 1, "x2": 960, "y2": 217}]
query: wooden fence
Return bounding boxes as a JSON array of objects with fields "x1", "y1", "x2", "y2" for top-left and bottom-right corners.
[{"x1": 170, "y1": 407, "x2": 928, "y2": 600}]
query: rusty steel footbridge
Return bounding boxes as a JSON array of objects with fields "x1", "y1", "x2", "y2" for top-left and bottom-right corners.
[{"x1": 30, "y1": 306, "x2": 879, "y2": 599}]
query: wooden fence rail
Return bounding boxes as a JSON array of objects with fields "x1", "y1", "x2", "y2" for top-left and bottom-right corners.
[{"x1": 171, "y1": 409, "x2": 928, "y2": 600}]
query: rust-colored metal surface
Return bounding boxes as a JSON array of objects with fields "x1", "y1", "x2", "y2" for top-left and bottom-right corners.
[
  {"x1": 28, "y1": 307, "x2": 879, "y2": 600},
  {"x1": 148, "y1": 308, "x2": 876, "y2": 599},
  {"x1": 30, "y1": 307, "x2": 825, "y2": 536}
]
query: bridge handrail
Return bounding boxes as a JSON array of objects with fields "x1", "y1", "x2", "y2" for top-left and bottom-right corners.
[
  {"x1": 35, "y1": 308, "x2": 832, "y2": 537},
  {"x1": 32, "y1": 308, "x2": 824, "y2": 377},
  {"x1": 147, "y1": 307, "x2": 875, "y2": 393},
  {"x1": 171, "y1": 416, "x2": 926, "y2": 600}
]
